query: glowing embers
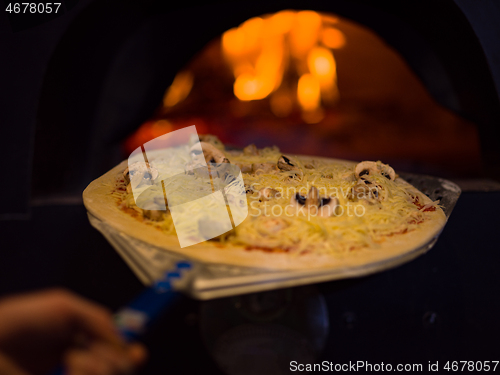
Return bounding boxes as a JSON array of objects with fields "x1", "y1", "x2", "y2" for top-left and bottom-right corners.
[
  {"x1": 163, "y1": 71, "x2": 194, "y2": 108},
  {"x1": 221, "y1": 10, "x2": 344, "y2": 123}
]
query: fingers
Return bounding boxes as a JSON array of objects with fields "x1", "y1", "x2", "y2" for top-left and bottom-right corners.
[
  {"x1": 65, "y1": 342, "x2": 146, "y2": 375},
  {"x1": 0, "y1": 289, "x2": 119, "y2": 347},
  {"x1": 127, "y1": 343, "x2": 148, "y2": 367},
  {"x1": 42, "y1": 289, "x2": 122, "y2": 346},
  {"x1": 0, "y1": 289, "x2": 149, "y2": 375},
  {"x1": 0, "y1": 352, "x2": 30, "y2": 375}
]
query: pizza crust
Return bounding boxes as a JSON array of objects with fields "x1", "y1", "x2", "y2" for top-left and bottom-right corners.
[{"x1": 83, "y1": 157, "x2": 447, "y2": 271}]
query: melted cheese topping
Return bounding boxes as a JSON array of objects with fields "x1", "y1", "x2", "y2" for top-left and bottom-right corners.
[{"x1": 113, "y1": 145, "x2": 439, "y2": 255}]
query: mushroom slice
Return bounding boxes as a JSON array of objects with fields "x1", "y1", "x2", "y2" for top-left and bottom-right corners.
[
  {"x1": 252, "y1": 163, "x2": 278, "y2": 175},
  {"x1": 191, "y1": 141, "x2": 230, "y2": 165},
  {"x1": 277, "y1": 155, "x2": 299, "y2": 172},
  {"x1": 123, "y1": 168, "x2": 131, "y2": 184},
  {"x1": 142, "y1": 202, "x2": 167, "y2": 221},
  {"x1": 289, "y1": 186, "x2": 336, "y2": 217},
  {"x1": 277, "y1": 155, "x2": 302, "y2": 180},
  {"x1": 355, "y1": 161, "x2": 396, "y2": 181},
  {"x1": 245, "y1": 184, "x2": 259, "y2": 194},
  {"x1": 243, "y1": 144, "x2": 259, "y2": 156},
  {"x1": 292, "y1": 192, "x2": 307, "y2": 206},
  {"x1": 350, "y1": 179, "x2": 381, "y2": 201},
  {"x1": 258, "y1": 188, "x2": 281, "y2": 201},
  {"x1": 318, "y1": 197, "x2": 339, "y2": 218},
  {"x1": 186, "y1": 141, "x2": 230, "y2": 175},
  {"x1": 235, "y1": 163, "x2": 253, "y2": 173},
  {"x1": 305, "y1": 186, "x2": 320, "y2": 207},
  {"x1": 199, "y1": 134, "x2": 225, "y2": 150},
  {"x1": 341, "y1": 172, "x2": 357, "y2": 182},
  {"x1": 143, "y1": 209, "x2": 164, "y2": 221},
  {"x1": 123, "y1": 162, "x2": 159, "y2": 186}
]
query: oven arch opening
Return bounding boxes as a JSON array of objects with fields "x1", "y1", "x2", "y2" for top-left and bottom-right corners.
[
  {"x1": 33, "y1": 0, "x2": 496, "y2": 198},
  {"x1": 125, "y1": 9, "x2": 481, "y2": 179}
]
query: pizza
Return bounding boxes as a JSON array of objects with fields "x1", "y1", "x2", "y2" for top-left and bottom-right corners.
[{"x1": 83, "y1": 135, "x2": 446, "y2": 271}]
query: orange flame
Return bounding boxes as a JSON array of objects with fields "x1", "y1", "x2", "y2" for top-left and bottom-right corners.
[
  {"x1": 163, "y1": 71, "x2": 194, "y2": 107},
  {"x1": 297, "y1": 73, "x2": 321, "y2": 111},
  {"x1": 289, "y1": 11, "x2": 322, "y2": 60},
  {"x1": 221, "y1": 10, "x2": 344, "y2": 118},
  {"x1": 321, "y1": 27, "x2": 346, "y2": 49},
  {"x1": 307, "y1": 46, "x2": 339, "y2": 103}
]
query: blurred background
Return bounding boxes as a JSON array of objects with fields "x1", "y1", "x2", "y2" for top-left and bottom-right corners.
[
  {"x1": 7, "y1": 0, "x2": 496, "y2": 207},
  {"x1": 125, "y1": 10, "x2": 481, "y2": 176}
]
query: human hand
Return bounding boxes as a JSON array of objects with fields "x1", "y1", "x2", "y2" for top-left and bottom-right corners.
[{"x1": 0, "y1": 289, "x2": 147, "y2": 375}]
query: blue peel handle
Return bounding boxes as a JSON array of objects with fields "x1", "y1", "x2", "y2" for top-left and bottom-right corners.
[
  {"x1": 114, "y1": 261, "x2": 192, "y2": 341},
  {"x1": 50, "y1": 261, "x2": 192, "y2": 375}
]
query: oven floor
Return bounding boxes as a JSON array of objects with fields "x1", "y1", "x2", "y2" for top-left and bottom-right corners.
[{"x1": 0, "y1": 191, "x2": 498, "y2": 374}]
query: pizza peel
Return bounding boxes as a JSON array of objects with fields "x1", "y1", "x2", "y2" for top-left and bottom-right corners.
[
  {"x1": 51, "y1": 261, "x2": 195, "y2": 375},
  {"x1": 84, "y1": 168, "x2": 460, "y2": 300}
]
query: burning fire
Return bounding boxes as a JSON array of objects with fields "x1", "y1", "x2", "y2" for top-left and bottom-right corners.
[
  {"x1": 163, "y1": 71, "x2": 194, "y2": 108},
  {"x1": 125, "y1": 10, "x2": 345, "y2": 153},
  {"x1": 222, "y1": 10, "x2": 344, "y2": 123}
]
